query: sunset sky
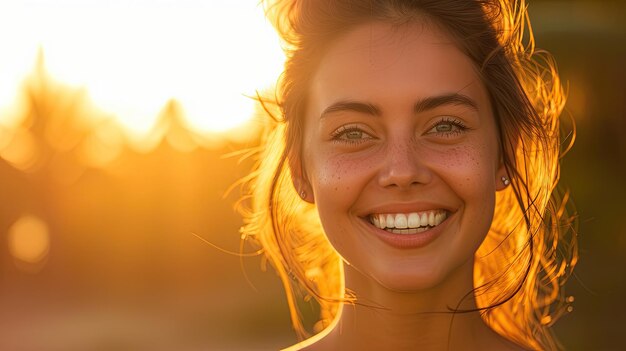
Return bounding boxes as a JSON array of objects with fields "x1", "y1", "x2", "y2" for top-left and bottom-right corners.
[{"x1": 0, "y1": 0, "x2": 284, "y2": 137}]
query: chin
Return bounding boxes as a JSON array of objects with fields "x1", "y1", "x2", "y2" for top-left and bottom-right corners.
[
  {"x1": 349, "y1": 252, "x2": 476, "y2": 297},
  {"x1": 371, "y1": 266, "x2": 448, "y2": 292}
]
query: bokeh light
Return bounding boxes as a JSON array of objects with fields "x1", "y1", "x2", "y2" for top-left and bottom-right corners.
[{"x1": 7, "y1": 214, "x2": 51, "y2": 269}]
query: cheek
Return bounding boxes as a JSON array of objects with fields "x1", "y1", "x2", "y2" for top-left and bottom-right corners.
[
  {"x1": 305, "y1": 151, "x2": 376, "y2": 249},
  {"x1": 433, "y1": 140, "x2": 497, "y2": 192},
  {"x1": 431, "y1": 142, "x2": 498, "y2": 228},
  {"x1": 307, "y1": 152, "x2": 374, "y2": 198}
]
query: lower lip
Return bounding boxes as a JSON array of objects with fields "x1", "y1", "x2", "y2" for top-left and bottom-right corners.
[{"x1": 365, "y1": 214, "x2": 451, "y2": 249}]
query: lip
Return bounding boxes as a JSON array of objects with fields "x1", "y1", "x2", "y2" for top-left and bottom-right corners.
[
  {"x1": 359, "y1": 206, "x2": 455, "y2": 249},
  {"x1": 363, "y1": 214, "x2": 451, "y2": 249}
]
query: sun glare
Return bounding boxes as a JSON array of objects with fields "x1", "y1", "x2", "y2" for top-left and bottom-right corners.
[{"x1": 0, "y1": 0, "x2": 284, "y2": 139}]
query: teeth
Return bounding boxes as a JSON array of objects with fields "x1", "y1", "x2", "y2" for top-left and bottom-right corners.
[
  {"x1": 386, "y1": 214, "x2": 394, "y2": 228},
  {"x1": 435, "y1": 212, "x2": 444, "y2": 224},
  {"x1": 369, "y1": 210, "x2": 448, "y2": 232},
  {"x1": 408, "y1": 213, "x2": 420, "y2": 228},
  {"x1": 395, "y1": 214, "x2": 408, "y2": 229},
  {"x1": 388, "y1": 227, "x2": 430, "y2": 234},
  {"x1": 372, "y1": 215, "x2": 380, "y2": 227}
]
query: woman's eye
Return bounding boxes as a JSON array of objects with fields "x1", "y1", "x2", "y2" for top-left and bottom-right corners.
[
  {"x1": 344, "y1": 130, "x2": 365, "y2": 139},
  {"x1": 331, "y1": 126, "x2": 373, "y2": 144},
  {"x1": 434, "y1": 123, "x2": 455, "y2": 133},
  {"x1": 426, "y1": 118, "x2": 467, "y2": 136}
]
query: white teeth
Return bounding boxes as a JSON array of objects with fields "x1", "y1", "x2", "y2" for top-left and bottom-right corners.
[
  {"x1": 386, "y1": 214, "x2": 394, "y2": 228},
  {"x1": 408, "y1": 213, "x2": 420, "y2": 228},
  {"x1": 369, "y1": 210, "x2": 449, "y2": 233},
  {"x1": 395, "y1": 214, "x2": 408, "y2": 229},
  {"x1": 388, "y1": 227, "x2": 430, "y2": 234},
  {"x1": 435, "y1": 212, "x2": 444, "y2": 224},
  {"x1": 420, "y1": 213, "x2": 428, "y2": 226}
]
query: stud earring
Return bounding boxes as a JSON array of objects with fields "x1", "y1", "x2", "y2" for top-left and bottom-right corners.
[
  {"x1": 501, "y1": 176, "x2": 510, "y2": 186},
  {"x1": 299, "y1": 189, "x2": 307, "y2": 199}
]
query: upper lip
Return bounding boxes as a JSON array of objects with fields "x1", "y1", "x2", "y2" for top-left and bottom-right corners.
[{"x1": 356, "y1": 201, "x2": 457, "y2": 217}]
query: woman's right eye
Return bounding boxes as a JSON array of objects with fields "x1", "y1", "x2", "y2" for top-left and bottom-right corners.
[{"x1": 331, "y1": 126, "x2": 373, "y2": 144}]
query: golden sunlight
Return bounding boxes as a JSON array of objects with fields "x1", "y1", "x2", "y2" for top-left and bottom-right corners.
[{"x1": 0, "y1": 0, "x2": 284, "y2": 139}]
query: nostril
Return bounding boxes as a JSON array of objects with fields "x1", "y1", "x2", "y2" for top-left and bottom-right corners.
[{"x1": 377, "y1": 163, "x2": 432, "y2": 189}]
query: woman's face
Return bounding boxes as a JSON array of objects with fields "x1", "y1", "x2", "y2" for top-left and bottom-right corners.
[{"x1": 297, "y1": 22, "x2": 506, "y2": 292}]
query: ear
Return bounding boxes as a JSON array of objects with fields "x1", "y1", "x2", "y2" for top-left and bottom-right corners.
[
  {"x1": 495, "y1": 162, "x2": 510, "y2": 192},
  {"x1": 495, "y1": 130, "x2": 517, "y2": 192},
  {"x1": 289, "y1": 153, "x2": 314, "y2": 203}
]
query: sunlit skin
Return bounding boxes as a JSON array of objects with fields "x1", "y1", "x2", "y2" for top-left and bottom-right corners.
[{"x1": 290, "y1": 22, "x2": 524, "y2": 350}]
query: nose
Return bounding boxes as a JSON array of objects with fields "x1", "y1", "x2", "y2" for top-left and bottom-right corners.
[{"x1": 377, "y1": 138, "x2": 432, "y2": 189}]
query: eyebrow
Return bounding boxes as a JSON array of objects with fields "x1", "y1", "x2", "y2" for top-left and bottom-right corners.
[
  {"x1": 319, "y1": 93, "x2": 479, "y2": 119},
  {"x1": 320, "y1": 101, "x2": 381, "y2": 118},
  {"x1": 414, "y1": 93, "x2": 479, "y2": 114}
]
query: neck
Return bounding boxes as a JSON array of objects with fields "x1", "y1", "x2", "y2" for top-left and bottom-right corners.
[{"x1": 324, "y1": 259, "x2": 496, "y2": 350}]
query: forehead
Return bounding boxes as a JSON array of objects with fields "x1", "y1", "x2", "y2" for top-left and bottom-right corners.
[{"x1": 309, "y1": 21, "x2": 487, "y2": 112}]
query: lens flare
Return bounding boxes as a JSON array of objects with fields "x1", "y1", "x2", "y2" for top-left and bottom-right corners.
[{"x1": 0, "y1": 0, "x2": 284, "y2": 142}]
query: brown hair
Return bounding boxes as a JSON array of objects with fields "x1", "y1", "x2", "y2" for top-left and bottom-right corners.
[{"x1": 240, "y1": 1, "x2": 577, "y2": 349}]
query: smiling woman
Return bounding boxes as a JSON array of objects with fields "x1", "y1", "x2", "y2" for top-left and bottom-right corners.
[
  {"x1": 0, "y1": 0, "x2": 284, "y2": 143},
  {"x1": 305, "y1": 22, "x2": 504, "y2": 297},
  {"x1": 241, "y1": 0, "x2": 578, "y2": 350}
]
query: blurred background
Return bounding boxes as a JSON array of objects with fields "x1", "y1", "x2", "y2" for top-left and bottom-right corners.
[{"x1": 0, "y1": 0, "x2": 623, "y2": 350}]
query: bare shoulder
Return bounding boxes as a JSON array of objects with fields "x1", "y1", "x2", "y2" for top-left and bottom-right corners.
[
  {"x1": 280, "y1": 331, "x2": 333, "y2": 351},
  {"x1": 476, "y1": 325, "x2": 531, "y2": 351},
  {"x1": 281, "y1": 343, "x2": 314, "y2": 351},
  {"x1": 281, "y1": 339, "x2": 324, "y2": 351},
  {"x1": 486, "y1": 334, "x2": 531, "y2": 351}
]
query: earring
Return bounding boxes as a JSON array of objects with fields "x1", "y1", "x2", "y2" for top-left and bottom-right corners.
[
  {"x1": 501, "y1": 176, "x2": 510, "y2": 186},
  {"x1": 299, "y1": 189, "x2": 307, "y2": 199}
]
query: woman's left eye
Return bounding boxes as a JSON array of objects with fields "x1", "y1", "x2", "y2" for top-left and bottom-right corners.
[{"x1": 426, "y1": 118, "x2": 468, "y2": 136}]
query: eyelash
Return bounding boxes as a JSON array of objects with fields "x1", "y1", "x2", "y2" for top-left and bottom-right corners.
[
  {"x1": 426, "y1": 117, "x2": 469, "y2": 137},
  {"x1": 330, "y1": 117, "x2": 469, "y2": 144},
  {"x1": 330, "y1": 124, "x2": 373, "y2": 145}
]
